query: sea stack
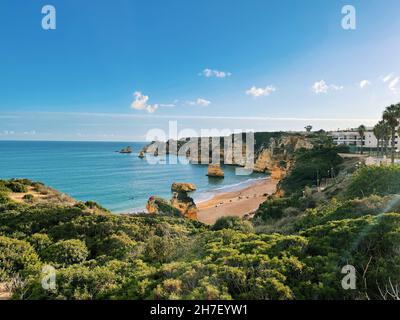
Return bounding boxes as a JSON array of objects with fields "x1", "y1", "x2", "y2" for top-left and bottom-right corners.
[
  {"x1": 146, "y1": 183, "x2": 198, "y2": 220},
  {"x1": 207, "y1": 164, "x2": 224, "y2": 178},
  {"x1": 170, "y1": 183, "x2": 198, "y2": 220},
  {"x1": 171, "y1": 182, "x2": 197, "y2": 193},
  {"x1": 138, "y1": 151, "x2": 145, "y2": 158},
  {"x1": 119, "y1": 146, "x2": 133, "y2": 154}
]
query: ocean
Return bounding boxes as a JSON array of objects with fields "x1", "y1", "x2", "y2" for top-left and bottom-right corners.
[{"x1": 0, "y1": 141, "x2": 267, "y2": 212}]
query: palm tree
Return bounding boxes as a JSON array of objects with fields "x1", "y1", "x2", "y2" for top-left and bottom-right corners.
[
  {"x1": 373, "y1": 122, "x2": 383, "y2": 156},
  {"x1": 381, "y1": 120, "x2": 391, "y2": 157},
  {"x1": 383, "y1": 104, "x2": 400, "y2": 164},
  {"x1": 358, "y1": 124, "x2": 367, "y2": 155}
]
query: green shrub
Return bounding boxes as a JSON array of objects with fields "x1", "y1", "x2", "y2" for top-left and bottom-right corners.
[
  {"x1": 97, "y1": 232, "x2": 137, "y2": 260},
  {"x1": 27, "y1": 233, "x2": 52, "y2": 255},
  {"x1": 345, "y1": 165, "x2": 400, "y2": 199},
  {"x1": 23, "y1": 194, "x2": 34, "y2": 202},
  {"x1": 0, "y1": 236, "x2": 41, "y2": 281},
  {"x1": 334, "y1": 144, "x2": 351, "y2": 153},
  {"x1": 5, "y1": 181, "x2": 28, "y2": 193},
  {"x1": 255, "y1": 196, "x2": 312, "y2": 221},
  {"x1": 42, "y1": 239, "x2": 89, "y2": 267},
  {"x1": 24, "y1": 264, "x2": 118, "y2": 300},
  {"x1": 212, "y1": 216, "x2": 254, "y2": 233},
  {"x1": 74, "y1": 202, "x2": 87, "y2": 210},
  {"x1": 84, "y1": 201, "x2": 109, "y2": 212},
  {"x1": 0, "y1": 192, "x2": 10, "y2": 204}
]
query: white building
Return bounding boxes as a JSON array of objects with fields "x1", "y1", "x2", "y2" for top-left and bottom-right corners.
[{"x1": 329, "y1": 128, "x2": 399, "y2": 151}]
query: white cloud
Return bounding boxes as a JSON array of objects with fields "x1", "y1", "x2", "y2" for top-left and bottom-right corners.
[
  {"x1": 359, "y1": 80, "x2": 371, "y2": 89},
  {"x1": 312, "y1": 80, "x2": 343, "y2": 94},
  {"x1": 145, "y1": 104, "x2": 158, "y2": 113},
  {"x1": 330, "y1": 84, "x2": 344, "y2": 91},
  {"x1": 131, "y1": 91, "x2": 149, "y2": 110},
  {"x1": 130, "y1": 91, "x2": 175, "y2": 113},
  {"x1": 186, "y1": 98, "x2": 211, "y2": 107},
  {"x1": 312, "y1": 80, "x2": 328, "y2": 94},
  {"x1": 200, "y1": 68, "x2": 232, "y2": 78},
  {"x1": 246, "y1": 85, "x2": 276, "y2": 97}
]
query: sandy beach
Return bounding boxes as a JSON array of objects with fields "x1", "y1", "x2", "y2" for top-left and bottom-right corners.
[{"x1": 197, "y1": 178, "x2": 278, "y2": 225}]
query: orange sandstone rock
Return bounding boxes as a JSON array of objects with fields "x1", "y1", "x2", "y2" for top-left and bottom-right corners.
[{"x1": 207, "y1": 164, "x2": 224, "y2": 178}]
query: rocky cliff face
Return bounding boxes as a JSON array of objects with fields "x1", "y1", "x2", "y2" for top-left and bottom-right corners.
[
  {"x1": 253, "y1": 135, "x2": 313, "y2": 172},
  {"x1": 141, "y1": 133, "x2": 312, "y2": 175},
  {"x1": 146, "y1": 183, "x2": 198, "y2": 220},
  {"x1": 170, "y1": 191, "x2": 198, "y2": 220},
  {"x1": 142, "y1": 133, "x2": 314, "y2": 206}
]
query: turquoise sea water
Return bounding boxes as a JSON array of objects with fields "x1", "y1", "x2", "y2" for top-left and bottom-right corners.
[{"x1": 0, "y1": 141, "x2": 267, "y2": 212}]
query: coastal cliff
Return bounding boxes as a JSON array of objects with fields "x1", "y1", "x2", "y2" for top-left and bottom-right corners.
[
  {"x1": 140, "y1": 133, "x2": 314, "y2": 214},
  {"x1": 141, "y1": 132, "x2": 313, "y2": 179}
]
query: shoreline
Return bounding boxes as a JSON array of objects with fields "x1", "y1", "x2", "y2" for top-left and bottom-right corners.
[{"x1": 197, "y1": 177, "x2": 278, "y2": 225}]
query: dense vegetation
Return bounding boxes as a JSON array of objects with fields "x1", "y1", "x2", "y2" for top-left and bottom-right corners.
[
  {"x1": 280, "y1": 147, "x2": 343, "y2": 195},
  {"x1": 1, "y1": 146, "x2": 400, "y2": 300},
  {"x1": 345, "y1": 165, "x2": 400, "y2": 199}
]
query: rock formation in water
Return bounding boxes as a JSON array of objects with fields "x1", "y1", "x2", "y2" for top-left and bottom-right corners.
[
  {"x1": 119, "y1": 146, "x2": 133, "y2": 154},
  {"x1": 138, "y1": 151, "x2": 145, "y2": 158},
  {"x1": 171, "y1": 182, "x2": 196, "y2": 193},
  {"x1": 207, "y1": 164, "x2": 224, "y2": 178}
]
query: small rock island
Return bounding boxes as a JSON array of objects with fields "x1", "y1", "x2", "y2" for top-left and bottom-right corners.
[
  {"x1": 118, "y1": 146, "x2": 133, "y2": 154},
  {"x1": 207, "y1": 164, "x2": 224, "y2": 178}
]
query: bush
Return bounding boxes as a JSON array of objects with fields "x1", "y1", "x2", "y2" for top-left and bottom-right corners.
[
  {"x1": 74, "y1": 202, "x2": 87, "y2": 210},
  {"x1": 212, "y1": 216, "x2": 254, "y2": 233},
  {"x1": 0, "y1": 236, "x2": 41, "y2": 281},
  {"x1": 84, "y1": 201, "x2": 109, "y2": 212},
  {"x1": 97, "y1": 232, "x2": 137, "y2": 260},
  {"x1": 345, "y1": 165, "x2": 400, "y2": 199},
  {"x1": 5, "y1": 181, "x2": 28, "y2": 193},
  {"x1": 254, "y1": 196, "x2": 312, "y2": 221},
  {"x1": 42, "y1": 239, "x2": 89, "y2": 267},
  {"x1": 334, "y1": 144, "x2": 351, "y2": 153},
  {"x1": 25, "y1": 265, "x2": 118, "y2": 300},
  {"x1": 27, "y1": 233, "x2": 52, "y2": 255},
  {"x1": 23, "y1": 194, "x2": 34, "y2": 202},
  {"x1": 0, "y1": 192, "x2": 10, "y2": 204}
]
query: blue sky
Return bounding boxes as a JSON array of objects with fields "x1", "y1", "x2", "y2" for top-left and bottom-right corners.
[{"x1": 1, "y1": 0, "x2": 400, "y2": 141}]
